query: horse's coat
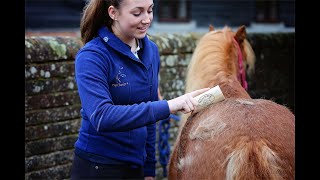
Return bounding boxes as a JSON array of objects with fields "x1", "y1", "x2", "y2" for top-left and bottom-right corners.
[{"x1": 168, "y1": 25, "x2": 295, "y2": 180}]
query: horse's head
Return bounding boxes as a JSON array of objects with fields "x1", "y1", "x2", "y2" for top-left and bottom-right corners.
[
  {"x1": 185, "y1": 24, "x2": 255, "y2": 92},
  {"x1": 209, "y1": 24, "x2": 255, "y2": 80}
]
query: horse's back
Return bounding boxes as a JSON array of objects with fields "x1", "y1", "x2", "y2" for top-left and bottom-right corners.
[{"x1": 169, "y1": 98, "x2": 294, "y2": 180}]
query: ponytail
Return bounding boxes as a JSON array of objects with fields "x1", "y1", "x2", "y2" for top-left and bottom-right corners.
[{"x1": 80, "y1": 0, "x2": 122, "y2": 44}]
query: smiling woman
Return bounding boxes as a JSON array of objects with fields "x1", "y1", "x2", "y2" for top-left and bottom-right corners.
[{"x1": 70, "y1": 0, "x2": 210, "y2": 179}]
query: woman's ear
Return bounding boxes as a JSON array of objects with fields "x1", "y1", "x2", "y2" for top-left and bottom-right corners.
[{"x1": 108, "y1": 6, "x2": 117, "y2": 20}]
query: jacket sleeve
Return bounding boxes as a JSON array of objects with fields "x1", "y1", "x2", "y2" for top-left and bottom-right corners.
[{"x1": 75, "y1": 49, "x2": 170, "y2": 132}]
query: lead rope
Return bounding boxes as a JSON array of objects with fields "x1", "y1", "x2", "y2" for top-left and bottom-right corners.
[{"x1": 158, "y1": 114, "x2": 180, "y2": 177}]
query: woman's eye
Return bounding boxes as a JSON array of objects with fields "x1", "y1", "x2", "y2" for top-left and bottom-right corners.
[
  {"x1": 148, "y1": 10, "x2": 153, "y2": 13},
  {"x1": 133, "y1": 13, "x2": 141, "y2": 16}
]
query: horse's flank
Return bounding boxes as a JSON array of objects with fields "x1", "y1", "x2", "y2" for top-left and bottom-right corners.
[{"x1": 170, "y1": 98, "x2": 294, "y2": 180}]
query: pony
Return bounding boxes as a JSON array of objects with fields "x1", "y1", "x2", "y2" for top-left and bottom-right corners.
[{"x1": 168, "y1": 25, "x2": 295, "y2": 180}]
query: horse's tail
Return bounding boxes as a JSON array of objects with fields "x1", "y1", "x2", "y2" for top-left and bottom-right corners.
[{"x1": 224, "y1": 140, "x2": 284, "y2": 180}]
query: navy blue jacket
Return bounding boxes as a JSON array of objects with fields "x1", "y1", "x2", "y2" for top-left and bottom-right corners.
[{"x1": 74, "y1": 26, "x2": 170, "y2": 176}]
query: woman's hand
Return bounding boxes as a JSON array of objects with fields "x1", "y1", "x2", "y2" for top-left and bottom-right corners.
[{"x1": 167, "y1": 88, "x2": 210, "y2": 114}]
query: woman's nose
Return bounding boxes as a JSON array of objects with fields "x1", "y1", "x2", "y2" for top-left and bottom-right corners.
[
  {"x1": 142, "y1": 13, "x2": 152, "y2": 24},
  {"x1": 142, "y1": 19, "x2": 150, "y2": 24}
]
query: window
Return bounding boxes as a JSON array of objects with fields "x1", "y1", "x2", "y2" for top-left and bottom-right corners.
[
  {"x1": 255, "y1": 0, "x2": 279, "y2": 23},
  {"x1": 158, "y1": 0, "x2": 191, "y2": 22}
]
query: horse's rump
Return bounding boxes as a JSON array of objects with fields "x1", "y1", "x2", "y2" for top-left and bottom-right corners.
[{"x1": 170, "y1": 98, "x2": 294, "y2": 180}]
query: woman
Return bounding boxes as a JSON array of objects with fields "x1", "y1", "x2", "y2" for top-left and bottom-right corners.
[{"x1": 70, "y1": 0, "x2": 209, "y2": 179}]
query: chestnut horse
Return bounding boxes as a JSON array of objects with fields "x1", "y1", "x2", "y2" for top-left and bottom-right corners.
[{"x1": 168, "y1": 25, "x2": 295, "y2": 180}]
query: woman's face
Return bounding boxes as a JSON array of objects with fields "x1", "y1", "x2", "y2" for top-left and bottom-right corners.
[{"x1": 110, "y1": 0, "x2": 154, "y2": 43}]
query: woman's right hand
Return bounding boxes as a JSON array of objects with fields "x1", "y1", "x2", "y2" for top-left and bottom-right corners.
[{"x1": 167, "y1": 88, "x2": 210, "y2": 114}]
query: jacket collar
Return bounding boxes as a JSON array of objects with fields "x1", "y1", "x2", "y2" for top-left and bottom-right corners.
[{"x1": 98, "y1": 26, "x2": 151, "y2": 67}]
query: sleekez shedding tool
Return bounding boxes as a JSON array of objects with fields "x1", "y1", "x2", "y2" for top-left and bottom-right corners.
[{"x1": 193, "y1": 85, "x2": 225, "y2": 113}]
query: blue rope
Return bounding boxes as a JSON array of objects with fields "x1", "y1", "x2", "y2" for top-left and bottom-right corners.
[
  {"x1": 158, "y1": 114, "x2": 180, "y2": 177},
  {"x1": 169, "y1": 114, "x2": 180, "y2": 121}
]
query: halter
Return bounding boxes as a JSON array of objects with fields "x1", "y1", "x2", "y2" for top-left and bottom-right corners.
[{"x1": 232, "y1": 37, "x2": 248, "y2": 90}]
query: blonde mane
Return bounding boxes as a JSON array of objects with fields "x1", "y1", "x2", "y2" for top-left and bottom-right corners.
[
  {"x1": 179, "y1": 25, "x2": 256, "y2": 133},
  {"x1": 185, "y1": 26, "x2": 255, "y2": 93}
]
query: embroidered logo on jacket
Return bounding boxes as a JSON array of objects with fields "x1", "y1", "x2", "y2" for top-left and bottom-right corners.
[{"x1": 112, "y1": 67, "x2": 129, "y2": 87}]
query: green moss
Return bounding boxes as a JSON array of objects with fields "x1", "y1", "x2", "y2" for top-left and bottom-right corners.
[
  {"x1": 25, "y1": 40, "x2": 33, "y2": 48},
  {"x1": 48, "y1": 39, "x2": 67, "y2": 58}
]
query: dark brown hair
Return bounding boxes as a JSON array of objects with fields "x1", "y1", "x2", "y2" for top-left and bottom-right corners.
[{"x1": 80, "y1": 0, "x2": 122, "y2": 44}]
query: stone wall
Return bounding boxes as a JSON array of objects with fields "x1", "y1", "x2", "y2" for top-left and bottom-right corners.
[{"x1": 25, "y1": 32, "x2": 294, "y2": 179}]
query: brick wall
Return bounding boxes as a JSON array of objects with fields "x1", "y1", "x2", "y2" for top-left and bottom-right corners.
[{"x1": 25, "y1": 32, "x2": 294, "y2": 179}]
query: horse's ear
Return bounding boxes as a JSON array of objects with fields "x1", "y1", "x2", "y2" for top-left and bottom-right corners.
[
  {"x1": 234, "y1": 25, "x2": 247, "y2": 43},
  {"x1": 209, "y1": 24, "x2": 214, "y2": 31}
]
